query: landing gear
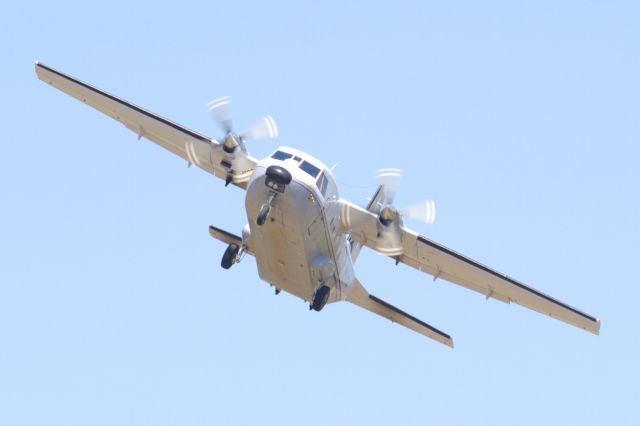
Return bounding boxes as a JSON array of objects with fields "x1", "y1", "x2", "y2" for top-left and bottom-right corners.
[
  {"x1": 217, "y1": 224, "x2": 250, "y2": 270},
  {"x1": 221, "y1": 243, "x2": 239, "y2": 269},
  {"x1": 257, "y1": 203, "x2": 271, "y2": 226},
  {"x1": 256, "y1": 192, "x2": 277, "y2": 226},
  {"x1": 310, "y1": 284, "x2": 331, "y2": 312}
]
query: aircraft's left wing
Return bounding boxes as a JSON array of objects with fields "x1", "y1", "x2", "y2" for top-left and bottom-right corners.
[
  {"x1": 340, "y1": 200, "x2": 601, "y2": 335},
  {"x1": 35, "y1": 62, "x2": 255, "y2": 188}
]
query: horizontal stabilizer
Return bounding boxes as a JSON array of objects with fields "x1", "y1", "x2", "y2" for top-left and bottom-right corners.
[{"x1": 347, "y1": 279, "x2": 453, "y2": 347}]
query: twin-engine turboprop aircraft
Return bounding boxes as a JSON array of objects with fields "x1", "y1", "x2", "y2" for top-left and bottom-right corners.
[{"x1": 35, "y1": 62, "x2": 600, "y2": 347}]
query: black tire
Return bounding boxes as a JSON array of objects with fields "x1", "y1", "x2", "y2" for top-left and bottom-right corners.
[
  {"x1": 256, "y1": 204, "x2": 270, "y2": 226},
  {"x1": 311, "y1": 285, "x2": 331, "y2": 312},
  {"x1": 221, "y1": 243, "x2": 239, "y2": 269}
]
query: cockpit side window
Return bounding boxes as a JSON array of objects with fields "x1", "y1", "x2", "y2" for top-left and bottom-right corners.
[
  {"x1": 271, "y1": 150, "x2": 292, "y2": 161},
  {"x1": 299, "y1": 160, "x2": 321, "y2": 178},
  {"x1": 316, "y1": 172, "x2": 329, "y2": 197}
]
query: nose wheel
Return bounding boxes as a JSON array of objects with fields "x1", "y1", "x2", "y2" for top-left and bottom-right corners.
[
  {"x1": 257, "y1": 192, "x2": 277, "y2": 226},
  {"x1": 257, "y1": 204, "x2": 271, "y2": 226}
]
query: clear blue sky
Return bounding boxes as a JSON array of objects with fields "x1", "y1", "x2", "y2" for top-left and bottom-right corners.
[{"x1": 2, "y1": 1, "x2": 639, "y2": 425}]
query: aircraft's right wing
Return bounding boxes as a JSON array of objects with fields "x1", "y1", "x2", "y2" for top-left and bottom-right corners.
[{"x1": 35, "y1": 62, "x2": 256, "y2": 188}]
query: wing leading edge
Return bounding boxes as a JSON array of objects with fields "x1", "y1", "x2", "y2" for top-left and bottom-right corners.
[
  {"x1": 340, "y1": 200, "x2": 601, "y2": 335},
  {"x1": 35, "y1": 62, "x2": 255, "y2": 188}
]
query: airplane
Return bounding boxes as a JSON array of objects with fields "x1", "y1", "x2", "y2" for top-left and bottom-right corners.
[{"x1": 35, "y1": 61, "x2": 601, "y2": 347}]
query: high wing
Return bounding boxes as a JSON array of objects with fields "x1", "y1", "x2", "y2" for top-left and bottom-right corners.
[
  {"x1": 35, "y1": 62, "x2": 256, "y2": 188},
  {"x1": 339, "y1": 200, "x2": 601, "y2": 335}
]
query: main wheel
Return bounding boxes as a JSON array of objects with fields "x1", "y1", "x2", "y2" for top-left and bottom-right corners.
[
  {"x1": 256, "y1": 204, "x2": 270, "y2": 226},
  {"x1": 311, "y1": 285, "x2": 331, "y2": 312},
  {"x1": 221, "y1": 243, "x2": 239, "y2": 269}
]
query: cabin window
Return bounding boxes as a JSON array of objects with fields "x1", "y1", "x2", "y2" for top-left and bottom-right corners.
[
  {"x1": 271, "y1": 150, "x2": 292, "y2": 161},
  {"x1": 316, "y1": 172, "x2": 329, "y2": 197},
  {"x1": 299, "y1": 160, "x2": 321, "y2": 178}
]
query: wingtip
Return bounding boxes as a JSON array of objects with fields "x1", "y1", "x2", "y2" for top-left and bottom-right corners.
[
  {"x1": 582, "y1": 318, "x2": 600, "y2": 335},
  {"x1": 34, "y1": 61, "x2": 47, "y2": 76},
  {"x1": 436, "y1": 334, "x2": 454, "y2": 348}
]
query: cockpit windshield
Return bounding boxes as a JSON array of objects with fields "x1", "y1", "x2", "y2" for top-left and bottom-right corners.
[
  {"x1": 299, "y1": 160, "x2": 321, "y2": 178},
  {"x1": 271, "y1": 150, "x2": 292, "y2": 161},
  {"x1": 271, "y1": 150, "x2": 323, "y2": 180}
]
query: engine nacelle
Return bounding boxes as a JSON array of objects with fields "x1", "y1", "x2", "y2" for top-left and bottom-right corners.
[{"x1": 375, "y1": 206, "x2": 404, "y2": 256}]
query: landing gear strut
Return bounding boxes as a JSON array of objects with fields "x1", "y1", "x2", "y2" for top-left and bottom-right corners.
[
  {"x1": 257, "y1": 192, "x2": 276, "y2": 226},
  {"x1": 310, "y1": 284, "x2": 331, "y2": 312},
  {"x1": 221, "y1": 243, "x2": 239, "y2": 269}
]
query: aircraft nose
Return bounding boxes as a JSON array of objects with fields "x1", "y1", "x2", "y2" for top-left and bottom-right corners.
[{"x1": 264, "y1": 165, "x2": 292, "y2": 193}]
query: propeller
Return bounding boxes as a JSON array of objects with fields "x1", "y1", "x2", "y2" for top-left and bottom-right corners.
[
  {"x1": 376, "y1": 168, "x2": 402, "y2": 205},
  {"x1": 375, "y1": 168, "x2": 436, "y2": 225},
  {"x1": 401, "y1": 200, "x2": 436, "y2": 225},
  {"x1": 240, "y1": 115, "x2": 278, "y2": 140},
  {"x1": 205, "y1": 96, "x2": 278, "y2": 186},
  {"x1": 206, "y1": 96, "x2": 233, "y2": 134},
  {"x1": 206, "y1": 96, "x2": 278, "y2": 149},
  {"x1": 369, "y1": 168, "x2": 436, "y2": 256}
]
